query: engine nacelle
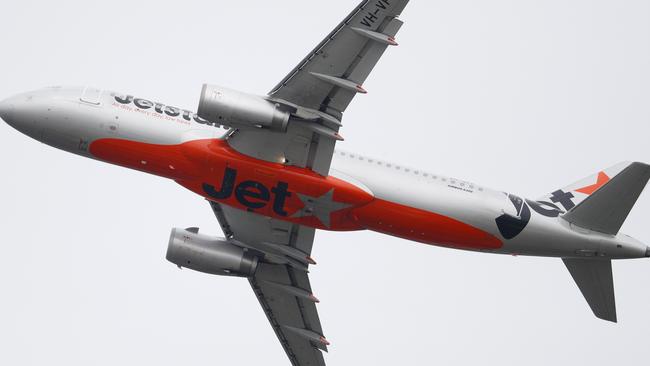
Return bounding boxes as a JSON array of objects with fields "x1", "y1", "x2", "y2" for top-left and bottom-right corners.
[
  {"x1": 197, "y1": 84, "x2": 289, "y2": 131},
  {"x1": 166, "y1": 228, "x2": 258, "y2": 277}
]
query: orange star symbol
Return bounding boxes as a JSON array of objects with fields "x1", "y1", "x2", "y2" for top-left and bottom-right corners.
[{"x1": 575, "y1": 172, "x2": 610, "y2": 195}]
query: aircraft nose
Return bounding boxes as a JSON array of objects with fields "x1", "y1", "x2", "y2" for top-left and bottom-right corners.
[
  {"x1": 0, "y1": 97, "x2": 15, "y2": 125},
  {"x1": 0, "y1": 93, "x2": 43, "y2": 139}
]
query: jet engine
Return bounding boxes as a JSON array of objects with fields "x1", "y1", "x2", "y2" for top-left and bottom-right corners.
[
  {"x1": 197, "y1": 84, "x2": 289, "y2": 131},
  {"x1": 166, "y1": 227, "x2": 258, "y2": 277}
]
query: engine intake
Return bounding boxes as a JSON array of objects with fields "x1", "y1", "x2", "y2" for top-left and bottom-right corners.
[
  {"x1": 197, "y1": 84, "x2": 289, "y2": 131},
  {"x1": 166, "y1": 228, "x2": 258, "y2": 277}
]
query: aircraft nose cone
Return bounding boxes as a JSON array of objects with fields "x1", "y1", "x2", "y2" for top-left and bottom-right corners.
[
  {"x1": 0, "y1": 93, "x2": 42, "y2": 139},
  {"x1": 0, "y1": 98, "x2": 15, "y2": 125}
]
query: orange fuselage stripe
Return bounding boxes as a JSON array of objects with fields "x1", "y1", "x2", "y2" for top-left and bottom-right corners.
[{"x1": 89, "y1": 138, "x2": 502, "y2": 250}]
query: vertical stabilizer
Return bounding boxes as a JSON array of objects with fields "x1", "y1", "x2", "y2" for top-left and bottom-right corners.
[
  {"x1": 562, "y1": 162, "x2": 650, "y2": 235},
  {"x1": 537, "y1": 162, "x2": 631, "y2": 211},
  {"x1": 563, "y1": 258, "x2": 617, "y2": 322}
]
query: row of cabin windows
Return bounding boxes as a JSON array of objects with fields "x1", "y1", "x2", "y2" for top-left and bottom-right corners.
[{"x1": 336, "y1": 151, "x2": 483, "y2": 191}]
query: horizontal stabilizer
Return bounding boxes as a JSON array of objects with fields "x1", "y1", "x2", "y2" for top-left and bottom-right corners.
[
  {"x1": 563, "y1": 258, "x2": 616, "y2": 322},
  {"x1": 562, "y1": 162, "x2": 650, "y2": 235}
]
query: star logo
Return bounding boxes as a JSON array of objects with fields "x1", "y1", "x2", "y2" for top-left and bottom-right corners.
[
  {"x1": 576, "y1": 172, "x2": 610, "y2": 195},
  {"x1": 291, "y1": 189, "x2": 353, "y2": 228}
]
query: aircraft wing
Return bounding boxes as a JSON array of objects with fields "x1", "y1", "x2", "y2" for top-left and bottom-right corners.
[
  {"x1": 226, "y1": 0, "x2": 409, "y2": 176},
  {"x1": 206, "y1": 2, "x2": 411, "y2": 363},
  {"x1": 269, "y1": 0, "x2": 409, "y2": 116},
  {"x1": 209, "y1": 201, "x2": 328, "y2": 366}
]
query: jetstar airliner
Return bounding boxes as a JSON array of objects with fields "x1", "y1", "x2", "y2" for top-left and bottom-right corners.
[{"x1": 1, "y1": 1, "x2": 649, "y2": 365}]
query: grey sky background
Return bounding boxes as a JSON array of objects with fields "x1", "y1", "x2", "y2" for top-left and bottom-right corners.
[{"x1": 1, "y1": 0, "x2": 649, "y2": 365}]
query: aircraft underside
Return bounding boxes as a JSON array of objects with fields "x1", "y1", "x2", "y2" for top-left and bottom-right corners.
[{"x1": 1, "y1": 0, "x2": 649, "y2": 365}]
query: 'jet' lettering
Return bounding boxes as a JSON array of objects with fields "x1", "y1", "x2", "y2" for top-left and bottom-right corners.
[{"x1": 203, "y1": 167, "x2": 292, "y2": 216}]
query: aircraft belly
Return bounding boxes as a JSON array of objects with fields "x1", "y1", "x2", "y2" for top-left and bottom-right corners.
[
  {"x1": 352, "y1": 198, "x2": 503, "y2": 250},
  {"x1": 330, "y1": 154, "x2": 505, "y2": 250},
  {"x1": 88, "y1": 136, "x2": 607, "y2": 257},
  {"x1": 87, "y1": 135, "x2": 620, "y2": 258},
  {"x1": 502, "y1": 218, "x2": 598, "y2": 257},
  {"x1": 89, "y1": 138, "x2": 373, "y2": 231}
]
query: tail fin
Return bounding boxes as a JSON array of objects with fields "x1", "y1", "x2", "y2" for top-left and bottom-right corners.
[
  {"x1": 562, "y1": 162, "x2": 650, "y2": 235},
  {"x1": 549, "y1": 162, "x2": 650, "y2": 323},
  {"x1": 563, "y1": 258, "x2": 617, "y2": 322},
  {"x1": 538, "y1": 162, "x2": 630, "y2": 212},
  {"x1": 539, "y1": 162, "x2": 650, "y2": 235}
]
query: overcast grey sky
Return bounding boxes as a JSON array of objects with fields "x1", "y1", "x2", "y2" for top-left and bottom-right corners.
[{"x1": 1, "y1": 1, "x2": 649, "y2": 365}]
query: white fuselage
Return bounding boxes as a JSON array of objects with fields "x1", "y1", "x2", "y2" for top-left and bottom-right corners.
[{"x1": 1, "y1": 87, "x2": 647, "y2": 260}]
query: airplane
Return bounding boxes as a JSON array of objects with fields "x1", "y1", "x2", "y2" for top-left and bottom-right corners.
[{"x1": 1, "y1": 1, "x2": 649, "y2": 365}]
